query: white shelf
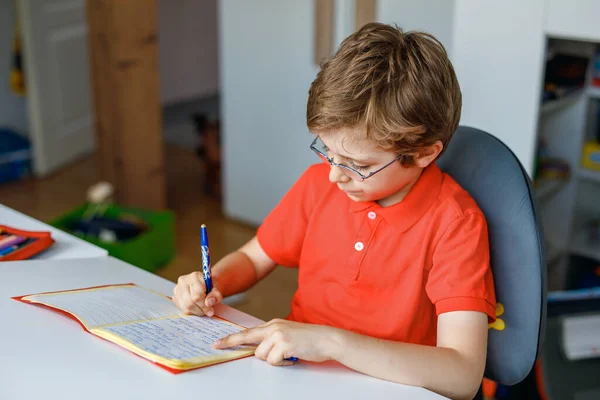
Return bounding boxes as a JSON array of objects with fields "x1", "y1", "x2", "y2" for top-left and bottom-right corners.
[
  {"x1": 570, "y1": 227, "x2": 600, "y2": 262},
  {"x1": 588, "y1": 86, "x2": 600, "y2": 99},
  {"x1": 546, "y1": 241, "x2": 564, "y2": 265},
  {"x1": 577, "y1": 167, "x2": 600, "y2": 183},
  {"x1": 540, "y1": 89, "x2": 585, "y2": 115},
  {"x1": 535, "y1": 178, "x2": 567, "y2": 201}
]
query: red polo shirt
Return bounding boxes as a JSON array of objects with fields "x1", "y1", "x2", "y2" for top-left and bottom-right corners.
[{"x1": 257, "y1": 162, "x2": 496, "y2": 346}]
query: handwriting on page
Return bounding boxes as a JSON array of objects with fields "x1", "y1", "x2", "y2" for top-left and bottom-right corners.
[
  {"x1": 26, "y1": 286, "x2": 180, "y2": 328},
  {"x1": 100, "y1": 316, "x2": 246, "y2": 360}
]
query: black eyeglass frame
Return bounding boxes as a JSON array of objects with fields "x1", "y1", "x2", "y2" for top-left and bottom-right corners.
[{"x1": 310, "y1": 136, "x2": 405, "y2": 182}]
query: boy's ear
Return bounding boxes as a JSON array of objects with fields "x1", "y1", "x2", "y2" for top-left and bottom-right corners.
[{"x1": 413, "y1": 141, "x2": 443, "y2": 168}]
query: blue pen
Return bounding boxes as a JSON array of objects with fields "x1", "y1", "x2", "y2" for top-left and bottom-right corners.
[
  {"x1": 200, "y1": 224, "x2": 213, "y2": 294},
  {"x1": 201, "y1": 224, "x2": 295, "y2": 362}
]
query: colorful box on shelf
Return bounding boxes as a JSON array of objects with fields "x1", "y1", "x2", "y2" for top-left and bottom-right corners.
[{"x1": 581, "y1": 142, "x2": 600, "y2": 172}]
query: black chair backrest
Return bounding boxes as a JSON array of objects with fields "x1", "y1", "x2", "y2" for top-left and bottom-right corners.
[{"x1": 437, "y1": 126, "x2": 546, "y2": 385}]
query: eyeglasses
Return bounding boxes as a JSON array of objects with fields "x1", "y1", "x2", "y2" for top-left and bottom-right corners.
[{"x1": 310, "y1": 136, "x2": 404, "y2": 182}]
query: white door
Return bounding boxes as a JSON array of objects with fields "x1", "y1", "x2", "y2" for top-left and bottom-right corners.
[{"x1": 19, "y1": 0, "x2": 94, "y2": 177}]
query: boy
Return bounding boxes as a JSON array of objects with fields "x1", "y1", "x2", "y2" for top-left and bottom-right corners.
[{"x1": 173, "y1": 22, "x2": 496, "y2": 400}]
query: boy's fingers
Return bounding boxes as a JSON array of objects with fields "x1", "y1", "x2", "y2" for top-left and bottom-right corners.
[
  {"x1": 171, "y1": 292, "x2": 182, "y2": 310},
  {"x1": 266, "y1": 343, "x2": 294, "y2": 366},
  {"x1": 179, "y1": 288, "x2": 205, "y2": 316},
  {"x1": 279, "y1": 360, "x2": 295, "y2": 366},
  {"x1": 214, "y1": 327, "x2": 265, "y2": 349},
  {"x1": 205, "y1": 287, "x2": 223, "y2": 307},
  {"x1": 189, "y1": 282, "x2": 214, "y2": 316},
  {"x1": 254, "y1": 335, "x2": 276, "y2": 361}
]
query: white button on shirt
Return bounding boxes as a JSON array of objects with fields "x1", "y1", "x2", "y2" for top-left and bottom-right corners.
[
  {"x1": 354, "y1": 241, "x2": 364, "y2": 251},
  {"x1": 367, "y1": 211, "x2": 376, "y2": 220}
]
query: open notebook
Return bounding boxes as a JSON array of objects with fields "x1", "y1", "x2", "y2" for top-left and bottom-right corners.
[{"x1": 13, "y1": 283, "x2": 255, "y2": 373}]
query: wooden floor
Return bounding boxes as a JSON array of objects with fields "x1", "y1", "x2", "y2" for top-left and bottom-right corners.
[{"x1": 0, "y1": 146, "x2": 298, "y2": 321}]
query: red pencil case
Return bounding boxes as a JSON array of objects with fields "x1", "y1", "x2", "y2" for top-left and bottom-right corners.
[{"x1": 0, "y1": 225, "x2": 55, "y2": 261}]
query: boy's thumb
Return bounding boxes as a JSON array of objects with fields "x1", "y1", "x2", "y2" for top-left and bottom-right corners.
[{"x1": 205, "y1": 288, "x2": 223, "y2": 307}]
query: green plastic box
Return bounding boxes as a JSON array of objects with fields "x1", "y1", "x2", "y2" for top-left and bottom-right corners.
[{"x1": 49, "y1": 204, "x2": 175, "y2": 272}]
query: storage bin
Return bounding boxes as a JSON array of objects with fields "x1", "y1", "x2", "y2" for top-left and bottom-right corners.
[
  {"x1": 0, "y1": 128, "x2": 31, "y2": 184},
  {"x1": 50, "y1": 204, "x2": 175, "y2": 272}
]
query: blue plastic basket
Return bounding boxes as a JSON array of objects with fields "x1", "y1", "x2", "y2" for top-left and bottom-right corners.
[{"x1": 0, "y1": 128, "x2": 31, "y2": 184}]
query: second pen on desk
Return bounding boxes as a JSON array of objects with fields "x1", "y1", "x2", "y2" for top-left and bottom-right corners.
[{"x1": 200, "y1": 224, "x2": 213, "y2": 294}]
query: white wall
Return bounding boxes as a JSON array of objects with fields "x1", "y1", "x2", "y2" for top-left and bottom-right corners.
[
  {"x1": 377, "y1": 0, "x2": 544, "y2": 175},
  {"x1": 451, "y1": 0, "x2": 546, "y2": 175},
  {"x1": 218, "y1": 0, "x2": 479, "y2": 225},
  {"x1": 157, "y1": 0, "x2": 218, "y2": 105},
  {"x1": 333, "y1": 0, "x2": 355, "y2": 49},
  {"x1": 220, "y1": 0, "x2": 319, "y2": 225},
  {"x1": 0, "y1": 0, "x2": 29, "y2": 136},
  {"x1": 377, "y1": 0, "x2": 455, "y2": 56},
  {"x1": 220, "y1": 0, "x2": 548, "y2": 225}
]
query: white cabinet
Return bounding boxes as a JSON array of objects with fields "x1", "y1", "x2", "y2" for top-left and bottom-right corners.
[{"x1": 546, "y1": 0, "x2": 600, "y2": 43}]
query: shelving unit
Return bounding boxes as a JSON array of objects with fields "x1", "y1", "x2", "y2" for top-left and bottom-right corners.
[
  {"x1": 589, "y1": 86, "x2": 600, "y2": 99},
  {"x1": 545, "y1": 241, "x2": 564, "y2": 265},
  {"x1": 534, "y1": 37, "x2": 600, "y2": 292},
  {"x1": 536, "y1": 178, "x2": 567, "y2": 201},
  {"x1": 570, "y1": 227, "x2": 600, "y2": 262},
  {"x1": 541, "y1": 88, "x2": 585, "y2": 115},
  {"x1": 577, "y1": 167, "x2": 600, "y2": 183}
]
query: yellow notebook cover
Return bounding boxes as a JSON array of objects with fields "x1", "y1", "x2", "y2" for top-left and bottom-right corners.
[{"x1": 13, "y1": 283, "x2": 255, "y2": 373}]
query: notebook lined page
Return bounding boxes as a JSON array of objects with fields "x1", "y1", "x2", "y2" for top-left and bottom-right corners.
[
  {"x1": 97, "y1": 315, "x2": 247, "y2": 361},
  {"x1": 24, "y1": 285, "x2": 180, "y2": 328}
]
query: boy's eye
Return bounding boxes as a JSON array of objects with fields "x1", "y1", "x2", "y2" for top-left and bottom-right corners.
[
  {"x1": 321, "y1": 143, "x2": 368, "y2": 171},
  {"x1": 349, "y1": 161, "x2": 369, "y2": 171}
]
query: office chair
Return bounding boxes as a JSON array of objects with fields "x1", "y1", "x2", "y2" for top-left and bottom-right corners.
[{"x1": 437, "y1": 126, "x2": 547, "y2": 386}]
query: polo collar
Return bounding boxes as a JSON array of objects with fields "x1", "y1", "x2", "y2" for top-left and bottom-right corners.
[{"x1": 349, "y1": 163, "x2": 443, "y2": 232}]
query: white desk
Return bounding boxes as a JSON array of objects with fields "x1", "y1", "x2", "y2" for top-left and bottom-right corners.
[
  {"x1": 0, "y1": 256, "x2": 445, "y2": 400},
  {"x1": 0, "y1": 204, "x2": 108, "y2": 260}
]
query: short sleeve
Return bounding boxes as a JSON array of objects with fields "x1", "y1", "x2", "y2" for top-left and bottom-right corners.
[
  {"x1": 257, "y1": 164, "x2": 325, "y2": 267},
  {"x1": 426, "y1": 212, "x2": 497, "y2": 322}
]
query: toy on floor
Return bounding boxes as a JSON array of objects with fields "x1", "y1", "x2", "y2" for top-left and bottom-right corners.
[{"x1": 73, "y1": 182, "x2": 147, "y2": 243}]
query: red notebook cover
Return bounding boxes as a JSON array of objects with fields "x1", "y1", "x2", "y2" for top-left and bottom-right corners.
[{"x1": 12, "y1": 283, "x2": 255, "y2": 373}]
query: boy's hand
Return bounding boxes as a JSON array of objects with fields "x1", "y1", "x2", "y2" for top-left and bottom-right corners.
[
  {"x1": 213, "y1": 319, "x2": 338, "y2": 365},
  {"x1": 172, "y1": 271, "x2": 223, "y2": 317}
]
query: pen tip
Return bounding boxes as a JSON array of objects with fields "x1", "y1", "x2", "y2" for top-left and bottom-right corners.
[{"x1": 201, "y1": 224, "x2": 206, "y2": 228}]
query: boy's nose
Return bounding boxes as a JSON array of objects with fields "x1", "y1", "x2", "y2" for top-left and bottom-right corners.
[{"x1": 329, "y1": 164, "x2": 351, "y2": 184}]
